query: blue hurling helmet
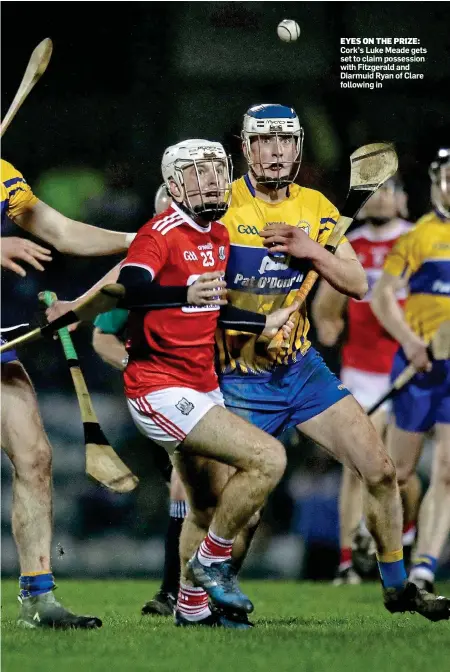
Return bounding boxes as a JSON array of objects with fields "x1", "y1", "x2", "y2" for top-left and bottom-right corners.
[{"x1": 241, "y1": 104, "x2": 304, "y2": 190}]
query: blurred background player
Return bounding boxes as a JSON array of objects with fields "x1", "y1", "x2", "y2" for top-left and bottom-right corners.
[
  {"x1": 313, "y1": 177, "x2": 421, "y2": 584},
  {"x1": 372, "y1": 148, "x2": 450, "y2": 593},
  {"x1": 92, "y1": 184, "x2": 188, "y2": 617},
  {"x1": 1, "y1": 158, "x2": 134, "y2": 629},
  {"x1": 215, "y1": 104, "x2": 450, "y2": 620}
]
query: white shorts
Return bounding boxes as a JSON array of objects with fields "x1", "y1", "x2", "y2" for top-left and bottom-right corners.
[
  {"x1": 127, "y1": 386, "x2": 225, "y2": 454},
  {"x1": 340, "y1": 366, "x2": 391, "y2": 412}
]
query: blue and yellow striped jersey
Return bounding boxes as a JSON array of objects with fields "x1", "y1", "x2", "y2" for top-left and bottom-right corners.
[
  {"x1": 384, "y1": 211, "x2": 450, "y2": 342},
  {"x1": 216, "y1": 175, "x2": 341, "y2": 376},
  {"x1": 1, "y1": 159, "x2": 38, "y2": 226}
]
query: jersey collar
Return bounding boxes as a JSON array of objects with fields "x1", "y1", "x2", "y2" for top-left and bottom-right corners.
[{"x1": 171, "y1": 202, "x2": 212, "y2": 233}]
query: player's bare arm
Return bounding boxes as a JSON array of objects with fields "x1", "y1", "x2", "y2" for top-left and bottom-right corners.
[
  {"x1": 92, "y1": 329, "x2": 128, "y2": 371},
  {"x1": 45, "y1": 262, "x2": 122, "y2": 324},
  {"x1": 1, "y1": 236, "x2": 52, "y2": 277},
  {"x1": 13, "y1": 200, "x2": 135, "y2": 256},
  {"x1": 260, "y1": 225, "x2": 368, "y2": 299},
  {"x1": 312, "y1": 280, "x2": 347, "y2": 347},
  {"x1": 371, "y1": 271, "x2": 431, "y2": 372}
]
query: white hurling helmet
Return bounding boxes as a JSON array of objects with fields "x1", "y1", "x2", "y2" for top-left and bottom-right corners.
[
  {"x1": 154, "y1": 183, "x2": 172, "y2": 216},
  {"x1": 429, "y1": 148, "x2": 450, "y2": 219},
  {"x1": 161, "y1": 139, "x2": 232, "y2": 221}
]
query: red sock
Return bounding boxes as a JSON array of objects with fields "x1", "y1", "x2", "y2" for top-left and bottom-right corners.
[
  {"x1": 339, "y1": 547, "x2": 352, "y2": 569},
  {"x1": 197, "y1": 530, "x2": 233, "y2": 567},
  {"x1": 402, "y1": 521, "x2": 416, "y2": 545},
  {"x1": 177, "y1": 584, "x2": 210, "y2": 622}
]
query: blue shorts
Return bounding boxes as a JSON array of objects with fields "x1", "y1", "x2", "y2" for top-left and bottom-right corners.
[
  {"x1": 1, "y1": 337, "x2": 18, "y2": 365},
  {"x1": 391, "y1": 348, "x2": 450, "y2": 432},
  {"x1": 219, "y1": 347, "x2": 350, "y2": 438}
]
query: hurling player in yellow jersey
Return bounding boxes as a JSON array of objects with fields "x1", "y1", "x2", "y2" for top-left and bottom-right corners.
[
  {"x1": 1, "y1": 158, "x2": 135, "y2": 629},
  {"x1": 372, "y1": 148, "x2": 450, "y2": 594},
  {"x1": 218, "y1": 104, "x2": 450, "y2": 620}
]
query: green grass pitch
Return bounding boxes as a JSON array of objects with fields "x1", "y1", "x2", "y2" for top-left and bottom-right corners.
[{"x1": 2, "y1": 580, "x2": 449, "y2": 672}]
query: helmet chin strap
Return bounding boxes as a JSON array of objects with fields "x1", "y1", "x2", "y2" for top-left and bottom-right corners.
[
  {"x1": 250, "y1": 166, "x2": 292, "y2": 191},
  {"x1": 177, "y1": 200, "x2": 228, "y2": 223},
  {"x1": 191, "y1": 203, "x2": 228, "y2": 221}
]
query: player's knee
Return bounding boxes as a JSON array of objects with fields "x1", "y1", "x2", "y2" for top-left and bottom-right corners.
[
  {"x1": 395, "y1": 461, "x2": 415, "y2": 488},
  {"x1": 364, "y1": 452, "x2": 396, "y2": 491},
  {"x1": 258, "y1": 439, "x2": 287, "y2": 487},
  {"x1": 13, "y1": 440, "x2": 52, "y2": 484}
]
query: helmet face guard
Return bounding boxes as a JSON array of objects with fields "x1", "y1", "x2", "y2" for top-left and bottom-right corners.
[
  {"x1": 162, "y1": 140, "x2": 232, "y2": 221},
  {"x1": 175, "y1": 157, "x2": 232, "y2": 222},
  {"x1": 241, "y1": 104, "x2": 304, "y2": 190},
  {"x1": 429, "y1": 149, "x2": 450, "y2": 219}
]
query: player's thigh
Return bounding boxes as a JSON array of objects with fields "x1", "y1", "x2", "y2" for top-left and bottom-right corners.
[
  {"x1": 182, "y1": 404, "x2": 286, "y2": 475},
  {"x1": 1, "y1": 362, "x2": 50, "y2": 463},
  {"x1": 341, "y1": 367, "x2": 389, "y2": 437},
  {"x1": 297, "y1": 395, "x2": 391, "y2": 484},
  {"x1": 370, "y1": 408, "x2": 389, "y2": 437},
  {"x1": 171, "y1": 452, "x2": 230, "y2": 516},
  {"x1": 386, "y1": 423, "x2": 423, "y2": 485}
]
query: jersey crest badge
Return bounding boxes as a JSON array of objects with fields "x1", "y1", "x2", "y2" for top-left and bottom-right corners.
[{"x1": 176, "y1": 398, "x2": 195, "y2": 415}]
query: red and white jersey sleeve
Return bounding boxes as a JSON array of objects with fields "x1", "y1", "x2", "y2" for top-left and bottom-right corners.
[
  {"x1": 123, "y1": 203, "x2": 230, "y2": 398},
  {"x1": 342, "y1": 220, "x2": 411, "y2": 374},
  {"x1": 121, "y1": 218, "x2": 170, "y2": 280}
]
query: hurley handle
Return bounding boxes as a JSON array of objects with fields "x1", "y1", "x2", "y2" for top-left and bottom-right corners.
[{"x1": 39, "y1": 291, "x2": 78, "y2": 361}]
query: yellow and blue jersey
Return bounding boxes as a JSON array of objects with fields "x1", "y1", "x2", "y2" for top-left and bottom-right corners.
[
  {"x1": 383, "y1": 211, "x2": 450, "y2": 342},
  {"x1": 216, "y1": 175, "x2": 342, "y2": 376},
  {"x1": 1, "y1": 160, "x2": 39, "y2": 364},
  {"x1": 1, "y1": 159, "x2": 38, "y2": 226}
]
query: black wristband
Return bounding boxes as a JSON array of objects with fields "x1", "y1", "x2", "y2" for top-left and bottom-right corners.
[
  {"x1": 219, "y1": 305, "x2": 266, "y2": 334},
  {"x1": 118, "y1": 266, "x2": 188, "y2": 308},
  {"x1": 119, "y1": 285, "x2": 188, "y2": 309}
]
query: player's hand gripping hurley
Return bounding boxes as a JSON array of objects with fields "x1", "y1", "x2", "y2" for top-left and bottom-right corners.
[
  {"x1": 268, "y1": 143, "x2": 398, "y2": 351},
  {"x1": 0, "y1": 283, "x2": 125, "y2": 354},
  {"x1": 1, "y1": 38, "x2": 53, "y2": 138},
  {"x1": 367, "y1": 320, "x2": 450, "y2": 416},
  {"x1": 38, "y1": 290, "x2": 138, "y2": 494}
]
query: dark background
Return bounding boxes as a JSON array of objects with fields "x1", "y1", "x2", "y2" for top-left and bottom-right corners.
[{"x1": 1, "y1": 2, "x2": 449, "y2": 579}]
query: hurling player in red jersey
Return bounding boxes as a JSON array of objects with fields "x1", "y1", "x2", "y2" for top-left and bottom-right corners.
[
  {"x1": 115, "y1": 139, "x2": 299, "y2": 628},
  {"x1": 313, "y1": 178, "x2": 421, "y2": 583}
]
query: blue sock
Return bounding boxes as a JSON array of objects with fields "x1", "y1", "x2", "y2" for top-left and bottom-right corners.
[
  {"x1": 19, "y1": 573, "x2": 55, "y2": 599},
  {"x1": 413, "y1": 554, "x2": 438, "y2": 574},
  {"x1": 377, "y1": 551, "x2": 407, "y2": 589}
]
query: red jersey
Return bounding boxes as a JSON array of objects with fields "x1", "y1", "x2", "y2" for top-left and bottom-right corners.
[
  {"x1": 342, "y1": 220, "x2": 411, "y2": 374},
  {"x1": 122, "y1": 203, "x2": 229, "y2": 397}
]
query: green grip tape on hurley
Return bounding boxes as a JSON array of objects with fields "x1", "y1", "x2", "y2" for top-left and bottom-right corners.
[{"x1": 41, "y1": 290, "x2": 78, "y2": 362}]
